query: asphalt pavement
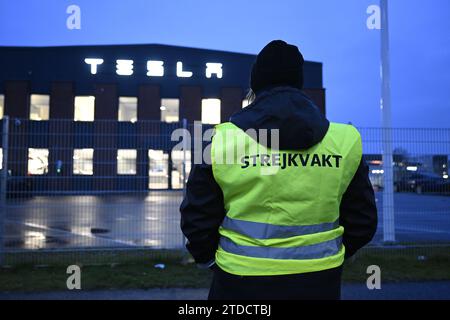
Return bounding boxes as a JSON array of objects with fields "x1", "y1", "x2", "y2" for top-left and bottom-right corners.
[
  {"x1": 4, "y1": 191, "x2": 450, "y2": 252},
  {"x1": 1, "y1": 281, "x2": 450, "y2": 300}
]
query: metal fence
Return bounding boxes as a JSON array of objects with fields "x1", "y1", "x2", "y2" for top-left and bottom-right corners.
[
  {"x1": 0, "y1": 117, "x2": 449, "y2": 265},
  {"x1": 359, "y1": 127, "x2": 450, "y2": 246}
]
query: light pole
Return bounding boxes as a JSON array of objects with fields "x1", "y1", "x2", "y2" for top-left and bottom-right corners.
[{"x1": 380, "y1": 0, "x2": 395, "y2": 243}]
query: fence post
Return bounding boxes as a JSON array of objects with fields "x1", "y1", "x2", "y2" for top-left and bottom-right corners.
[
  {"x1": 182, "y1": 118, "x2": 188, "y2": 196},
  {"x1": 0, "y1": 116, "x2": 10, "y2": 265},
  {"x1": 382, "y1": 128, "x2": 395, "y2": 243},
  {"x1": 181, "y1": 119, "x2": 188, "y2": 250},
  {"x1": 380, "y1": 0, "x2": 395, "y2": 243}
]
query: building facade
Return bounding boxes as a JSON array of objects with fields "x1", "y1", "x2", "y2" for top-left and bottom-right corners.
[{"x1": 0, "y1": 44, "x2": 326, "y2": 193}]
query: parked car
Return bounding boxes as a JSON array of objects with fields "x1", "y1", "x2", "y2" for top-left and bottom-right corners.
[
  {"x1": 394, "y1": 171, "x2": 450, "y2": 194},
  {"x1": 368, "y1": 166, "x2": 384, "y2": 191}
]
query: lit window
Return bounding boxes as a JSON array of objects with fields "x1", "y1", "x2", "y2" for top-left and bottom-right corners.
[
  {"x1": 171, "y1": 150, "x2": 191, "y2": 189},
  {"x1": 73, "y1": 149, "x2": 93, "y2": 175},
  {"x1": 242, "y1": 99, "x2": 250, "y2": 108},
  {"x1": 161, "y1": 99, "x2": 179, "y2": 123},
  {"x1": 0, "y1": 94, "x2": 4, "y2": 119},
  {"x1": 201, "y1": 98, "x2": 221, "y2": 124},
  {"x1": 118, "y1": 97, "x2": 137, "y2": 122},
  {"x1": 148, "y1": 150, "x2": 168, "y2": 189},
  {"x1": 28, "y1": 148, "x2": 49, "y2": 175},
  {"x1": 30, "y1": 94, "x2": 50, "y2": 121},
  {"x1": 117, "y1": 149, "x2": 137, "y2": 175},
  {"x1": 74, "y1": 96, "x2": 95, "y2": 122},
  {"x1": 0, "y1": 148, "x2": 2, "y2": 170}
]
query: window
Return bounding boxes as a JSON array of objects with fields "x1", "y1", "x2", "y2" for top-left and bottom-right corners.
[
  {"x1": 201, "y1": 98, "x2": 221, "y2": 124},
  {"x1": 118, "y1": 97, "x2": 137, "y2": 122},
  {"x1": 74, "y1": 96, "x2": 95, "y2": 121},
  {"x1": 73, "y1": 149, "x2": 94, "y2": 175},
  {"x1": 0, "y1": 148, "x2": 2, "y2": 170},
  {"x1": 242, "y1": 99, "x2": 250, "y2": 108},
  {"x1": 161, "y1": 98, "x2": 179, "y2": 123},
  {"x1": 148, "y1": 149, "x2": 168, "y2": 189},
  {"x1": 28, "y1": 148, "x2": 49, "y2": 175},
  {"x1": 117, "y1": 149, "x2": 137, "y2": 175},
  {"x1": 171, "y1": 150, "x2": 191, "y2": 189},
  {"x1": 0, "y1": 94, "x2": 4, "y2": 119},
  {"x1": 30, "y1": 94, "x2": 50, "y2": 120}
]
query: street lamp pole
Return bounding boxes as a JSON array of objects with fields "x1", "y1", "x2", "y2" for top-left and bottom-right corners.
[{"x1": 380, "y1": 0, "x2": 395, "y2": 243}]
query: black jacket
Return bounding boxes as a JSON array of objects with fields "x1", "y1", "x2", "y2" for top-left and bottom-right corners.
[{"x1": 180, "y1": 86, "x2": 377, "y2": 265}]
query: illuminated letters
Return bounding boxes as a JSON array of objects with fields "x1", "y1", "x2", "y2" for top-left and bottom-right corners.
[
  {"x1": 84, "y1": 58, "x2": 104, "y2": 74},
  {"x1": 86, "y1": 58, "x2": 224, "y2": 79},
  {"x1": 147, "y1": 60, "x2": 164, "y2": 77},
  {"x1": 206, "y1": 63, "x2": 223, "y2": 78},
  {"x1": 116, "y1": 59, "x2": 134, "y2": 76},
  {"x1": 176, "y1": 61, "x2": 193, "y2": 78}
]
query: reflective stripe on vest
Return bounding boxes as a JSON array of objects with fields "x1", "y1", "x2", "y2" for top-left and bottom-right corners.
[
  {"x1": 220, "y1": 236, "x2": 342, "y2": 260},
  {"x1": 222, "y1": 216, "x2": 339, "y2": 239}
]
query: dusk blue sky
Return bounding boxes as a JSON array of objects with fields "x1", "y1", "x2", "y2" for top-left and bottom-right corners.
[{"x1": 0, "y1": 0, "x2": 449, "y2": 128}]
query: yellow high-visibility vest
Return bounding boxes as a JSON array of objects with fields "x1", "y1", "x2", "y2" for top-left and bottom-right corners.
[{"x1": 211, "y1": 122, "x2": 362, "y2": 276}]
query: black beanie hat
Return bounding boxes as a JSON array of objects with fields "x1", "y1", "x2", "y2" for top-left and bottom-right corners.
[{"x1": 250, "y1": 40, "x2": 304, "y2": 93}]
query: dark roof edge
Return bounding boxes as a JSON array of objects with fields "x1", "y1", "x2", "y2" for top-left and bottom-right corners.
[{"x1": 0, "y1": 43, "x2": 323, "y2": 65}]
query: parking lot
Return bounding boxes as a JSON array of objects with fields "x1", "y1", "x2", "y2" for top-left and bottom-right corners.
[
  {"x1": 3, "y1": 191, "x2": 450, "y2": 251},
  {"x1": 373, "y1": 192, "x2": 450, "y2": 244},
  {"x1": 4, "y1": 191, "x2": 185, "y2": 250}
]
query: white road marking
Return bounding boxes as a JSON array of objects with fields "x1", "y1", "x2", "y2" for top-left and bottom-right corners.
[
  {"x1": 396, "y1": 226, "x2": 450, "y2": 234},
  {"x1": 5, "y1": 219, "x2": 137, "y2": 247}
]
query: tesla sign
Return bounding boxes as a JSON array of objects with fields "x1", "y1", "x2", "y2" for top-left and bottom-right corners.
[{"x1": 84, "y1": 58, "x2": 223, "y2": 79}]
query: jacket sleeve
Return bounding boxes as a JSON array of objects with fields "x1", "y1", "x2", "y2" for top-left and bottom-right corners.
[
  {"x1": 339, "y1": 157, "x2": 378, "y2": 258},
  {"x1": 180, "y1": 163, "x2": 226, "y2": 264}
]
